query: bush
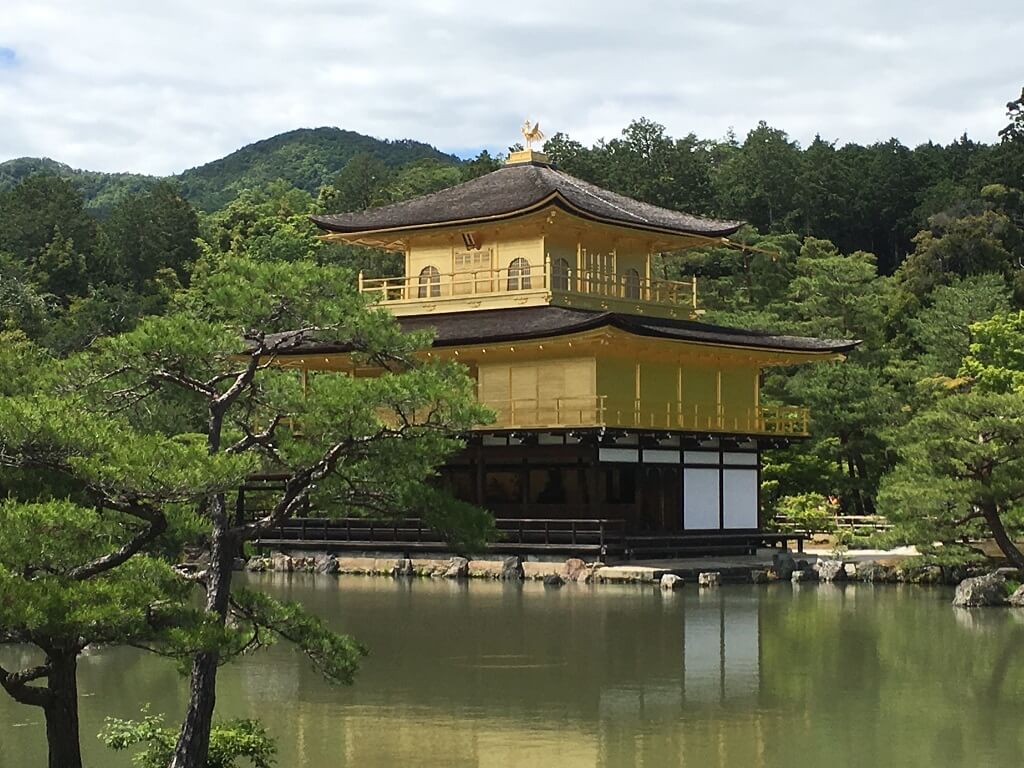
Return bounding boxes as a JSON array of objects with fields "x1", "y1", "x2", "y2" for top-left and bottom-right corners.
[
  {"x1": 101, "y1": 710, "x2": 276, "y2": 768},
  {"x1": 771, "y1": 493, "x2": 838, "y2": 533}
]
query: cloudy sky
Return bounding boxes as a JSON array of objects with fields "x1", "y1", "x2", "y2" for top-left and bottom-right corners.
[{"x1": 0, "y1": 0, "x2": 1020, "y2": 175}]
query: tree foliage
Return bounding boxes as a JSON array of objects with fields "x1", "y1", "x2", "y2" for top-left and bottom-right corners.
[
  {"x1": 102, "y1": 711, "x2": 276, "y2": 768},
  {"x1": 2, "y1": 83, "x2": 1024, "y2": 767},
  {"x1": 878, "y1": 392, "x2": 1024, "y2": 568}
]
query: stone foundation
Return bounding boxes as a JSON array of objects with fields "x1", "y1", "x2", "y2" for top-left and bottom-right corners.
[
  {"x1": 242, "y1": 551, "x2": 984, "y2": 587},
  {"x1": 245, "y1": 553, "x2": 610, "y2": 583}
]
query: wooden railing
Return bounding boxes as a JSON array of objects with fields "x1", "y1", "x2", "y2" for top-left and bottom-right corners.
[
  {"x1": 773, "y1": 514, "x2": 892, "y2": 536},
  {"x1": 479, "y1": 396, "x2": 811, "y2": 436},
  {"x1": 256, "y1": 516, "x2": 627, "y2": 553},
  {"x1": 358, "y1": 257, "x2": 698, "y2": 313}
]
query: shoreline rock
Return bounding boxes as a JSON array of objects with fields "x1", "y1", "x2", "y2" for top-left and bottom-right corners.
[
  {"x1": 239, "y1": 550, "x2": 1004, "y2": 595},
  {"x1": 660, "y1": 573, "x2": 683, "y2": 591},
  {"x1": 815, "y1": 559, "x2": 846, "y2": 582},
  {"x1": 698, "y1": 572, "x2": 721, "y2": 588},
  {"x1": 952, "y1": 572, "x2": 1007, "y2": 607}
]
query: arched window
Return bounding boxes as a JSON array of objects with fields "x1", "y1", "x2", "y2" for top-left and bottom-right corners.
[
  {"x1": 507, "y1": 257, "x2": 532, "y2": 291},
  {"x1": 418, "y1": 265, "x2": 440, "y2": 298},
  {"x1": 624, "y1": 268, "x2": 641, "y2": 300},
  {"x1": 551, "y1": 257, "x2": 571, "y2": 291}
]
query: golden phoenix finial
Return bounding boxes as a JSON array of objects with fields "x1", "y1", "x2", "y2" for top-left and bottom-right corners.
[{"x1": 521, "y1": 119, "x2": 545, "y2": 150}]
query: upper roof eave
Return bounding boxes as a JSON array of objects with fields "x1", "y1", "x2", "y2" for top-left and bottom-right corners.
[
  {"x1": 310, "y1": 163, "x2": 743, "y2": 241},
  {"x1": 313, "y1": 192, "x2": 739, "y2": 244}
]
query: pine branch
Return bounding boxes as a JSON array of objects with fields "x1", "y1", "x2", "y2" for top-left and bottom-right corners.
[
  {"x1": 66, "y1": 503, "x2": 167, "y2": 581},
  {"x1": 0, "y1": 662, "x2": 52, "y2": 708}
]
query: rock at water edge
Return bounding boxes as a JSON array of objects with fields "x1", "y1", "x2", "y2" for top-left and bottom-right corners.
[
  {"x1": 271, "y1": 554, "x2": 294, "y2": 573},
  {"x1": 499, "y1": 556, "x2": 525, "y2": 581},
  {"x1": 443, "y1": 557, "x2": 470, "y2": 579},
  {"x1": 815, "y1": 559, "x2": 846, "y2": 582},
  {"x1": 1008, "y1": 585, "x2": 1024, "y2": 607},
  {"x1": 953, "y1": 572, "x2": 1007, "y2": 607},
  {"x1": 771, "y1": 552, "x2": 796, "y2": 580},
  {"x1": 792, "y1": 569, "x2": 818, "y2": 583},
  {"x1": 543, "y1": 573, "x2": 565, "y2": 587},
  {"x1": 660, "y1": 574, "x2": 683, "y2": 591},
  {"x1": 391, "y1": 558, "x2": 414, "y2": 578},
  {"x1": 565, "y1": 558, "x2": 587, "y2": 581},
  {"x1": 750, "y1": 569, "x2": 770, "y2": 584},
  {"x1": 907, "y1": 565, "x2": 944, "y2": 584},
  {"x1": 698, "y1": 572, "x2": 721, "y2": 588},
  {"x1": 315, "y1": 555, "x2": 339, "y2": 575},
  {"x1": 857, "y1": 563, "x2": 895, "y2": 583}
]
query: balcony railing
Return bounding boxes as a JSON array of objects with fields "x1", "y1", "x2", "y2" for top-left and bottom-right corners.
[
  {"x1": 358, "y1": 258, "x2": 698, "y2": 315},
  {"x1": 478, "y1": 396, "x2": 810, "y2": 436}
]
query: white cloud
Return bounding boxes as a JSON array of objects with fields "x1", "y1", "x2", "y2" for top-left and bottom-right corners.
[{"x1": 0, "y1": 0, "x2": 1019, "y2": 174}]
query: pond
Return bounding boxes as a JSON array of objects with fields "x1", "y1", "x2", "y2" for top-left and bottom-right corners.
[{"x1": 3, "y1": 576, "x2": 1023, "y2": 767}]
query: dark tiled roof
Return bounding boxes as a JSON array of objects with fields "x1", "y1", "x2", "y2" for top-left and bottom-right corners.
[
  {"x1": 311, "y1": 162, "x2": 742, "y2": 239},
  {"x1": 269, "y1": 306, "x2": 859, "y2": 356}
]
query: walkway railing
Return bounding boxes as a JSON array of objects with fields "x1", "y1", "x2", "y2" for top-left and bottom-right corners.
[
  {"x1": 773, "y1": 514, "x2": 892, "y2": 536},
  {"x1": 358, "y1": 257, "x2": 698, "y2": 313},
  {"x1": 479, "y1": 396, "x2": 810, "y2": 436}
]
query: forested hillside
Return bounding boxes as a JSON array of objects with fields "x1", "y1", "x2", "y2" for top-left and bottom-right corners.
[
  {"x1": 2, "y1": 87, "x2": 1023, "y2": 563},
  {"x1": 0, "y1": 126, "x2": 459, "y2": 213},
  {"x1": 0, "y1": 156, "x2": 160, "y2": 213},
  {"x1": 176, "y1": 127, "x2": 461, "y2": 210}
]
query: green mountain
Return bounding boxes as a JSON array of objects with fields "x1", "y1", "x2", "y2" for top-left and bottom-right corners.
[
  {"x1": 0, "y1": 127, "x2": 462, "y2": 213},
  {"x1": 177, "y1": 127, "x2": 460, "y2": 210},
  {"x1": 0, "y1": 157, "x2": 160, "y2": 213}
]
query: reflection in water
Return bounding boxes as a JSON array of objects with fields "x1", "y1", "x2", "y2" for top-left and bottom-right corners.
[
  {"x1": 3, "y1": 578, "x2": 1024, "y2": 768},
  {"x1": 685, "y1": 592, "x2": 760, "y2": 704}
]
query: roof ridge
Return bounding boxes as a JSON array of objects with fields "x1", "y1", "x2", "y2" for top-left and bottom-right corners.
[{"x1": 550, "y1": 168, "x2": 651, "y2": 224}]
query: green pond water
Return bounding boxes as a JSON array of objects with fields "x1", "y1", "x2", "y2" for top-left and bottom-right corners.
[{"x1": 2, "y1": 576, "x2": 1024, "y2": 767}]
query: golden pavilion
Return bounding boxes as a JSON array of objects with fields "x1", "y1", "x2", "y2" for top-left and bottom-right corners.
[{"x1": 263, "y1": 145, "x2": 854, "y2": 557}]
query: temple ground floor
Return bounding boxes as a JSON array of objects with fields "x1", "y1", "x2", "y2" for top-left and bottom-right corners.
[{"x1": 252, "y1": 429, "x2": 806, "y2": 558}]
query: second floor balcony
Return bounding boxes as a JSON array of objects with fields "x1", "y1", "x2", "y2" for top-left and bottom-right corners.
[
  {"x1": 358, "y1": 257, "x2": 699, "y2": 319},
  {"x1": 477, "y1": 397, "x2": 810, "y2": 437}
]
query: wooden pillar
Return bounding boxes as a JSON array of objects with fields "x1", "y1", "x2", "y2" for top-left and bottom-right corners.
[
  {"x1": 635, "y1": 462, "x2": 644, "y2": 532},
  {"x1": 754, "y1": 367, "x2": 761, "y2": 432},
  {"x1": 715, "y1": 368, "x2": 723, "y2": 430},
  {"x1": 645, "y1": 244, "x2": 652, "y2": 301},
  {"x1": 677, "y1": 364, "x2": 684, "y2": 429},
  {"x1": 634, "y1": 362, "x2": 642, "y2": 426},
  {"x1": 475, "y1": 442, "x2": 485, "y2": 506},
  {"x1": 587, "y1": 442, "x2": 601, "y2": 520},
  {"x1": 521, "y1": 454, "x2": 529, "y2": 516},
  {"x1": 576, "y1": 239, "x2": 583, "y2": 293}
]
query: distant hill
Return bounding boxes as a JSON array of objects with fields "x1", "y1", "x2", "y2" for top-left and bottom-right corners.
[
  {"x1": 176, "y1": 127, "x2": 461, "y2": 210},
  {"x1": 0, "y1": 157, "x2": 160, "y2": 213},
  {"x1": 0, "y1": 127, "x2": 462, "y2": 213}
]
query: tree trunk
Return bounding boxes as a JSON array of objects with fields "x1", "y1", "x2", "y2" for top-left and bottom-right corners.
[
  {"x1": 169, "y1": 506, "x2": 235, "y2": 768},
  {"x1": 844, "y1": 455, "x2": 865, "y2": 516},
  {"x1": 43, "y1": 650, "x2": 82, "y2": 768},
  {"x1": 852, "y1": 453, "x2": 876, "y2": 516},
  {"x1": 981, "y1": 500, "x2": 1024, "y2": 571}
]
